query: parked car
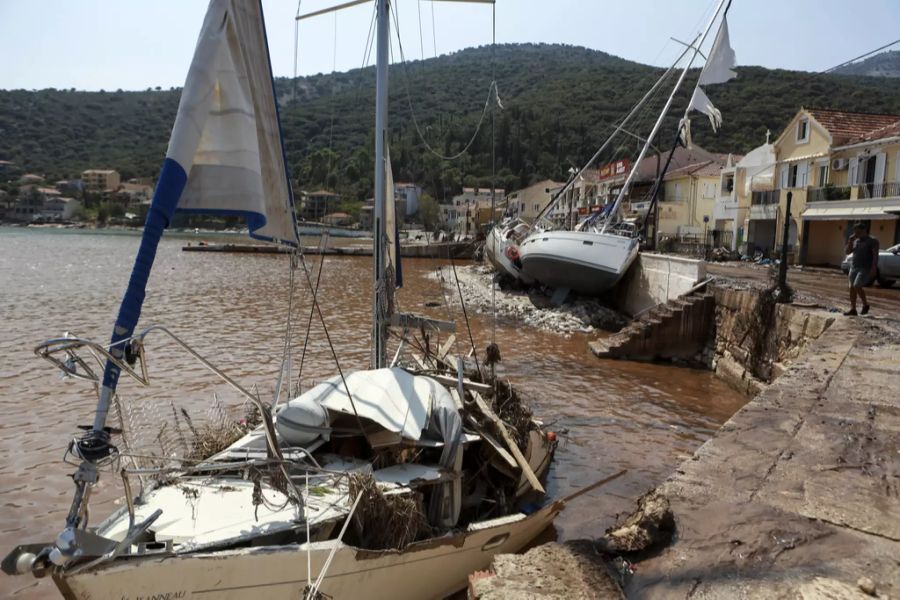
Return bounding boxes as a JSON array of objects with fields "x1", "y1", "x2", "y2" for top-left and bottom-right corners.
[{"x1": 841, "y1": 243, "x2": 900, "y2": 288}]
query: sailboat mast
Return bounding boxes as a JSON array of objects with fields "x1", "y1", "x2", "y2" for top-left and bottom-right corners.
[
  {"x1": 372, "y1": 0, "x2": 390, "y2": 369},
  {"x1": 600, "y1": 0, "x2": 730, "y2": 234}
]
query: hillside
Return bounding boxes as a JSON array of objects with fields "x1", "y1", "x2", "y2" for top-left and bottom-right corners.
[
  {"x1": 3, "y1": 43, "x2": 900, "y2": 201},
  {"x1": 833, "y1": 49, "x2": 900, "y2": 78}
]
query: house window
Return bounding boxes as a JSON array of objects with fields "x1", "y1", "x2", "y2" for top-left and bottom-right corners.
[
  {"x1": 788, "y1": 164, "x2": 798, "y2": 188},
  {"x1": 797, "y1": 118, "x2": 809, "y2": 143},
  {"x1": 534, "y1": 203, "x2": 540, "y2": 211},
  {"x1": 817, "y1": 164, "x2": 828, "y2": 187},
  {"x1": 721, "y1": 174, "x2": 734, "y2": 195}
]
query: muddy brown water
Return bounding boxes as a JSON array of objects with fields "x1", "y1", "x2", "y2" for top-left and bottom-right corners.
[{"x1": 0, "y1": 227, "x2": 747, "y2": 599}]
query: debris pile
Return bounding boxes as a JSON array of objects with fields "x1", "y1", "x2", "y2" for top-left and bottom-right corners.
[{"x1": 435, "y1": 265, "x2": 627, "y2": 334}]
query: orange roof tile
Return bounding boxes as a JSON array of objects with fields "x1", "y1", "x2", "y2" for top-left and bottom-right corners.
[
  {"x1": 842, "y1": 119, "x2": 900, "y2": 146},
  {"x1": 806, "y1": 108, "x2": 900, "y2": 145}
]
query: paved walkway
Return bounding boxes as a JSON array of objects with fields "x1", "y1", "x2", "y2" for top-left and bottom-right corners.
[
  {"x1": 626, "y1": 315, "x2": 900, "y2": 599},
  {"x1": 707, "y1": 262, "x2": 900, "y2": 315}
]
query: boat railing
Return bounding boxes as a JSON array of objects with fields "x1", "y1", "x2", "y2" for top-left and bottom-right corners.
[{"x1": 35, "y1": 325, "x2": 291, "y2": 484}]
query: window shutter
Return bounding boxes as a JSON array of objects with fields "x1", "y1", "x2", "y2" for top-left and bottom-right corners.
[
  {"x1": 779, "y1": 165, "x2": 788, "y2": 189},
  {"x1": 895, "y1": 152, "x2": 900, "y2": 181},
  {"x1": 797, "y1": 162, "x2": 809, "y2": 187},
  {"x1": 848, "y1": 158, "x2": 859, "y2": 186},
  {"x1": 874, "y1": 152, "x2": 886, "y2": 183}
]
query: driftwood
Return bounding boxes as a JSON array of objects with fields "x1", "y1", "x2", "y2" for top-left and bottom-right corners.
[{"x1": 471, "y1": 391, "x2": 545, "y2": 494}]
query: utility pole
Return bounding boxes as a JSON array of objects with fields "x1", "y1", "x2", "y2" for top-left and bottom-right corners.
[{"x1": 775, "y1": 191, "x2": 793, "y2": 303}]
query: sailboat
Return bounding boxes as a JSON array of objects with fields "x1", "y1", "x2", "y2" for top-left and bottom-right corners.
[
  {"x1": 517, "y1": 0, "x2": 737, "y2": 297},
  {"x1": 2, "y1": 2, "x2": 563, "y2": 598},
  {"x1": 483, "y1": 218, "x2": 534, "y2": 284}
]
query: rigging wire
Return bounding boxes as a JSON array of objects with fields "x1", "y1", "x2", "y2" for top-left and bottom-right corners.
[
  {"x1": 822, "y1": 37, "x2": 900, "y2": 73},
  {"x1": 292, "y1": 0, "x2": 303, "y2": 101},
  {"x1": 391, "y1": 3, "x2": 498, "y2": 162},
  {"x1": 489, "y1": 0, "x2": 497, "y2": 346}
]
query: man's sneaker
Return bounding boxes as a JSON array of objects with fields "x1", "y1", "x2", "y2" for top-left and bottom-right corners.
[
  {"x1": 843, "y1": 308, "x2": 858, "y2": 316},
  {"x1": 861, "y1": 304, "x2": 870, "y2": 315}
]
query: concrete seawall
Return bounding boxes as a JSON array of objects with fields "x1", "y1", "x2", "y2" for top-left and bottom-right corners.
[
  {"x1": 619, "y1": 315, "x2": 900, "y2": 599},
  {"x1": 614, "y1": 253, "x2": 707, "y2": 317}
]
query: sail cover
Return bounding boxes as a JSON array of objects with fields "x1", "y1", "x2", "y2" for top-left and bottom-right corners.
[
  {"x1": 167, "y1": 0, "x2": 298, "y2": 245},
  {"x1": 384, "y1": 144, "x2": 402, "y2": 288}
]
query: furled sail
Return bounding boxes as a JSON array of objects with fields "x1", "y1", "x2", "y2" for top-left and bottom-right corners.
[
  {"x1": 91, "y1": 0, "x2": 296, "y2": 445},
  {"x1": 384, "y1": 143, "x2": 402, "y2": 289}
]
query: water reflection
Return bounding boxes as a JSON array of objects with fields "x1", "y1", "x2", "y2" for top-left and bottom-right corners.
[{"x1": 0, "y1": 227, "x2": 746, "y2": 598}]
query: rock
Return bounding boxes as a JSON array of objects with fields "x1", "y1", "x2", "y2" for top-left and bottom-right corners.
[
  {"x1": 857, "y1": 576, "x2": 877, "y2": 596},
  {"x1": 599, "y1": 491, "x2": 674, "y2": 553}
]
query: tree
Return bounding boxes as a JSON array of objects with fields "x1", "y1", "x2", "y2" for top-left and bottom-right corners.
[{"x1": 418, "y1": 193, "x2": 440, "y2": 232}]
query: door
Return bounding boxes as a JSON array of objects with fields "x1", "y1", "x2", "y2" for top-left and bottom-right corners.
[{"x1": 873, "y1": 152, "x2": 886, "y2": 197}]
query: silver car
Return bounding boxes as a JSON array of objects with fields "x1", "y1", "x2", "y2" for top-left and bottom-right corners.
[{"x1": 841, "y1": 243, "x2": 900, "y2": 288}]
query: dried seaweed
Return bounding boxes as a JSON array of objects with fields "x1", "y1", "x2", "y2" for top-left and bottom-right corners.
[{"x1": 347, "y1": 472, "x2": 430, "y2": 550}]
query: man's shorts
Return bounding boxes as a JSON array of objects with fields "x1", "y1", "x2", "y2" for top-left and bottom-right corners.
[{"x1": 849, "y1": 267, "x2": 872, "y2": 288}]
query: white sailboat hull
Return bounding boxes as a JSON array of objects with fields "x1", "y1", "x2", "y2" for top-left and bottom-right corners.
[
  {"x1": 518, "y1": 230, "x2": 640, "y2": 296},
  {"x1": 56, "y1": 503, "x2": 561, "y2": 600},
  {"x1": 484, "y1": 225, "x2": 533, "y2": 284}
]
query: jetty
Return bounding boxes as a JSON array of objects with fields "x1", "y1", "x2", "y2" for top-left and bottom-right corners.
[{"x1": 182, "y1": 240, "x2": 475, "y2": 259}]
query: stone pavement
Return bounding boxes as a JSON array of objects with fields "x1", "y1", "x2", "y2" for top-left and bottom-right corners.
[{"x1": 625, "y1": 314, "x2": 900, "y2": 599}]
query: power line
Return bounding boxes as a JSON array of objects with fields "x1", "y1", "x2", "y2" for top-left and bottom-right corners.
[{"x1": 822, "y1": 37, "x2": 900, "y2": 74}]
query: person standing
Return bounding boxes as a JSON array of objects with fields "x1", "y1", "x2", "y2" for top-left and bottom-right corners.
[{"x1": 844, "y1": 223, "x2": 879, "y2": 316}]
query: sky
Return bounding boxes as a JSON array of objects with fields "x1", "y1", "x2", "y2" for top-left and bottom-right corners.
[{"x1": 1, "y1": 0, "x2": 898, "y2": 91}]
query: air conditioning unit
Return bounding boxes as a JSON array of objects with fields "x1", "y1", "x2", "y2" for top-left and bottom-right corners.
[{"x1": 831, "y1": 158, "x2": 849, "y2": 171}]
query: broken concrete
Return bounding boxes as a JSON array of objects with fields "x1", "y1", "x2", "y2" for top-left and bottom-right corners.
[{"x1": 468, "y1": 540, "x2": 625, "y2": 600}]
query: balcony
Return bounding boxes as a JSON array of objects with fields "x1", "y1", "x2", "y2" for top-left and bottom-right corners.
[
  {"x1": 751, "y1": 190, "x2": 779, "y2": 205},
  {"x1": 808, "y1": 185, "x2": 852, "y2": 203},
  {"x1": 856, "y1": 181, "x2": 900, "y2": 200}
]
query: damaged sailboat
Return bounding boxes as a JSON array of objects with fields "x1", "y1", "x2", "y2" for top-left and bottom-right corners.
[
  {"x1": 2, "y1": 1, "x2": 562, "y2": 599},
  {"x1": 517, "y1": 0, "x2": 737, "y2": 297}
]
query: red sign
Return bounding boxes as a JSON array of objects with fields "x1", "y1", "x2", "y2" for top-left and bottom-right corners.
[
  {"x1": 597, "y1": 159, "x2": 630, "y2": 180},
  {"x1": 578, "y1": 206, "x2": 589, "y2": 215}
]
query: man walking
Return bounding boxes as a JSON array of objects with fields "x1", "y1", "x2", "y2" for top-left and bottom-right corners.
[{"x1": 844, "y1": 222, "x2": 879, "y2": 316}]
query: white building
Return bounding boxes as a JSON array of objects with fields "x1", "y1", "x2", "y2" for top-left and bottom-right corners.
[{"x1": 42, "y1": 197, "x2": 81, "y2": 221}]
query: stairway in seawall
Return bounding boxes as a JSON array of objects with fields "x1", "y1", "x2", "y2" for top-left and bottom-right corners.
[{"x1": 589, "y1": 292, "x2": 716, "y2": 363}]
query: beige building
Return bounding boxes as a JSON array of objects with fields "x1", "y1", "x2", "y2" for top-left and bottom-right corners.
[
  {"x1": 504, "y1": 179, "x2": 562, "y2": 223},
  {"x1": 749, "y1": 107, "x2": 900, "y2": 262},
  {"x1": 82, "y1": 169, "x2": 121, "y2": 193},
  {"x1": 802, "y1": 119, "x2": 900, "y2": 265},
  {"x1": 657, "y1": 159, "x2": 726, "y2": 238}
]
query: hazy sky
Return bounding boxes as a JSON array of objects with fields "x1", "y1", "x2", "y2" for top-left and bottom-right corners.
[{"x1": 1, "y1": 0, "x2": 898, "y2": 91}]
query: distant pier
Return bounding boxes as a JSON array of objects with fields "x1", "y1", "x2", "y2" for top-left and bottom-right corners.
[{"x1": 183, "y1": 241, "x2": 475, "y2": 259}]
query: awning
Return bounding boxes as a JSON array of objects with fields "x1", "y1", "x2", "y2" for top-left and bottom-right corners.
[
  {"x1": 802, "y1": 205, "x2": 899, "y2": 221},
  {"x1": 780, "y1": 152, "x2": 828, "y2": 163}
]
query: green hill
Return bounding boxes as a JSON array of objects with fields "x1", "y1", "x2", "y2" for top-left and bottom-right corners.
[
  {"x1": 832, "y1": 49, "x2": 900, "y2": 78},
  {"x1": 3, "y1": 43, "x2": 900, "y2": 202}
]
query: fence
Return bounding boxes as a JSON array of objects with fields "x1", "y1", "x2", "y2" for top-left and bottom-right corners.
[{"x1": 658, "y1": 229, "x2": 735, "y2": 259}]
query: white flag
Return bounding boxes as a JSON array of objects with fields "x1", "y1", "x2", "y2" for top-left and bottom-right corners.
[
  {"x1": 699, "y1": 17, "x2": 737, "y2": 85},
  {"x1": 686, "y1": 16, "x2": 736, "y2": 133},
  {"x1": 687, "y1": 87, "x2": 724, "y2": 132}
]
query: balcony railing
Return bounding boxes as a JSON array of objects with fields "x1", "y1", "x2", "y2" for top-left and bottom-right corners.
[
  {"x1": 751, "y1": 190, "x2": 779, "y2": 205},
  {"x1": 856, "y1": 181, "x2": 900, "y2": 200},
  {"x1": 808, "y1": 185, "x2": 852, "y2": 203}
]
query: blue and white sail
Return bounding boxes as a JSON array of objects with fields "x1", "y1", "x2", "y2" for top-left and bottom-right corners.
[{"x1": 90, "y1": 0, "x2": 297, "y2": 444}]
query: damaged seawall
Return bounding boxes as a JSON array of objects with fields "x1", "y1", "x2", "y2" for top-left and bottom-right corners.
[{"x1": 471, "y1": 287, "x2": 900, "y2": 599}]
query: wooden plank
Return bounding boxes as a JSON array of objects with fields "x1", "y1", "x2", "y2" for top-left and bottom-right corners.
[
  {"x1": 429, "y1": 374, "x2": 493, "y2": 395},
  {"x1": 466, "y1": 415, "x2": 517, "y2": 470},
  {"x1": 390, "y1": 312, "x2": 456, "y2": 333},
  {"x1": 436, "y1": 334, "x2": 457, "y2": 362},
  {"x1": 471, "y1": 392, "x2": 545, "y2": 494}
]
